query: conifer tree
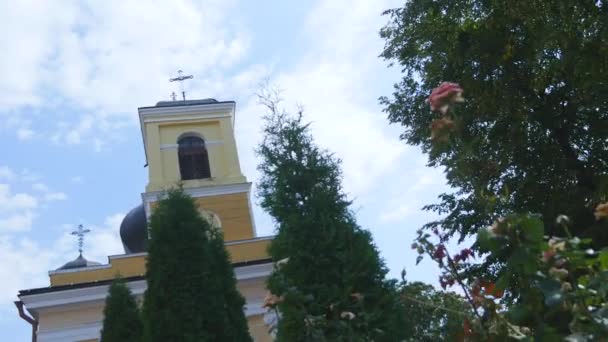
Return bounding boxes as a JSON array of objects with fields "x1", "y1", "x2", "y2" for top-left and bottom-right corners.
[
  {"x1": 100, "y1": 278, "x2": 143, "y2": 342},
  {"x1": 142, "y1": 188, "x2": 252, "y2": 342},
  {"x1": 257, "y1": 90, "x2": 407, "y2": 341}
]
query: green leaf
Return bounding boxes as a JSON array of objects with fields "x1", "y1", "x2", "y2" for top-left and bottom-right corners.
[
  {"x1": 538, "y1": 278, "x2": 563, "y2": 307},
  {"x1": 599, "y1": 250, "x2": 608, "y2": 269},
  {"x1": 508, "y1": 304, "x2": 531, "y2": 324},
  {"x1": 521, "y1": 216, "x2": 543, "y2": 243},
  {"x1": 477, "y1": 228, "x2": 502, "y2": 252}
]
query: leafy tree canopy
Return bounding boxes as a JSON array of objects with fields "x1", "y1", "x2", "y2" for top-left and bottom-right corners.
[
  {"x1": 398, "y1": 279, "x2": 470, "y2": 341},
  {"x1": 380, "y1": 0, "x2": 608, "y2": 245}
]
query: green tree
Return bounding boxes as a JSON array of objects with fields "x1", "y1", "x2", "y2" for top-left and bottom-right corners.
[
  {"x1": 257, "y1": 90, "x2": 407, "y2": 341},
  {"x1": 142, "y1": 188, "x2": 252, "y2": 342},
  {"x1": 379, "y1": 0, "x2": 608, "y2": 257},
  {"x1": 100, "y1": 278, "x2": 143, "y2": 342},
  {"x1": 398, "y1": 280, "x2": 470, "y2": 341}
]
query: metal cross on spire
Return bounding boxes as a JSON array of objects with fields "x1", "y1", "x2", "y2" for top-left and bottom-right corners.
[
  {"x1": 71, "y1": 224, "x2": 91, "y2": 256},
  {"x1": 169, "y1": 69, "x2": 194, "y2": 101}
]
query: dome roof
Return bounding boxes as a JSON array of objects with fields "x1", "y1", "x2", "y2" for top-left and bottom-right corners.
[
  {"x1": 57, "y1": 254, "x2": 101, "y2": 270},
  {"x1": 120, "y1": 204, "x2": 148, "y2": 254}
]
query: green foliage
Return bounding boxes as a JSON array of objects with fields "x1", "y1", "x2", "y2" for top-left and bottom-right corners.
[
  {"x1": 473, "y1": 215, "x2": 608, "y2": 340},
  {"x1": 100, "y1": 278, "x2": 143, "y2": 342},
  {"x1": 256, "y1": 90, "x2": 407, "y2": 341},
  {"x1": 380, "y1": 0, "x2": 608, "y2": 244},
  {"x1": 142, "y1": 188, "x2": 252, "y2": 342},
  {"x1": 398, "y1": 280, "x2": 470, "y2": 341},
  {"x1": 380, "y1": 2, "x2": 608, "y2": 337}
]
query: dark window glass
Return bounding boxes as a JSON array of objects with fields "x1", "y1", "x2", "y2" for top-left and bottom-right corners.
[{"x1": 178, "y1": 136, "x2": 211, "y2": 180}]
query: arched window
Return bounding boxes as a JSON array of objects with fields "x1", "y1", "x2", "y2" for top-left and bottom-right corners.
[{"x1": 178, "y1": 135, "x2": 211, "y2": 180}]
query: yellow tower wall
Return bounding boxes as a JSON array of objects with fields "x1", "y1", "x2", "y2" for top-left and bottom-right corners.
[{"x1": 143, "y1": 113, "x2": 246, "y2": 193}]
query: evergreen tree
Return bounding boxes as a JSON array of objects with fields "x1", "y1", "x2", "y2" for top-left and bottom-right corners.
[
  {"x1": 100, "y1": 278, "x2": 143, "y2": 342},
  {"x1": 142, "y1": 188, "x2": 252, "y2": 342},
  {"x1": 257, "y1": 90, "x2": 407, "y2": 341}
]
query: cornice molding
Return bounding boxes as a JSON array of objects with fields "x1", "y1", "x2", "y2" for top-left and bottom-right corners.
[
  {"x1": 138, "y1": 102, "x2": 235, "y2": 118},
  {"x1": 142, "y1": 182, "x2": 251, "y2": 206},
  {"x1": 23, "y1": 263, "x2": 272, "y2": 312}
]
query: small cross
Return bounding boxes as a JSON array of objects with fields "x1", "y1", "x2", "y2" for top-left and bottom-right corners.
[
  {"x1": 71, "y1": 224, "x2": 91, "y2": 256},
  {"x1": 169, "y1": 69, "x2": 194, "y2": 101},
  {"x1": 170, "y1": 92, "x2": 177, "y2": 101}
]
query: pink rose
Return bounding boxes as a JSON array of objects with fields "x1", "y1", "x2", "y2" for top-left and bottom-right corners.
[{"x1": 429, "y1": 82, "x2": 464, "y2": 114}]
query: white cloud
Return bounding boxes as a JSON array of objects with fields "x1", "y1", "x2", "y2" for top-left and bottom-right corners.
[
  {"x1": 0, "y1": 0, "x2": 257, "y2": 146},
  {"x1": 0, "y1": 185, "x2": 38, "y2": 213},
  {"x1": 380, "y1": 204, "x2": 413, "y2": 223},
  {"x1": 0, "y1": 185, "x2": 37, "y2": 232},
  {"x1": 16, "y1": 127, "x2": 34, "y2": 141},
  {"x1": 31, "y1": 183, "x2": 49, "y2": 192},
  {"x1": 44, "y1": 192, "x2": 67, "y2": 202},
  {"x1": 0, "y1": 236, "x2": 60, "y2": 308},
  {"x1": 0, "y1": 175, "x2": 68, "y2": 233},
  {"x1": 0, "y1": 211, "x2": 126, "y2": 311},
  {"x1": 18, "y1": 169, "x2": 41, "y2": 183},
  {"x1": 31, "y1": 182, "x2": 68, "y2": 202},
  {"x1": 0, "y1": 213, "x2": 34, "y2": 233},
  {"x1": 56, "y1": 213, "x2": 125, "y2": 264},
  {"x1": 0, "y1": 167, "x2": 15, "y2": 181},
  {"x1": 236, "y1": 0, "x2": 405, "y2": 197}
]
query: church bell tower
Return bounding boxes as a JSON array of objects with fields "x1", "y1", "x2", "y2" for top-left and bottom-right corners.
[{"x1": 138, "y1": 99, "x2": 257, "y2": 242}]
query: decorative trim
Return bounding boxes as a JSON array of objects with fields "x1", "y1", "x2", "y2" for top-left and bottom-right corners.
[
  {"x1": 48, "y1": 264, "x2": 111, "y2": 276},
  {"x1": 160, "y1": 140, "x2": 223, "y2": 150},
  {"x1": 142, "y1": 182, "x2": 251, "y2": 205},
  {"x1": 159, "y1": 143, "x2": 178, "y2": 150},
  {"x1": 22, "y1": 264, "x2": 271, "y2": 316},
  {"x1": 145, "y1": 113, "x2": 231, "y2": 124},
  {"x1": 225, "y1": 235, "x2": 273, "y2": 246},
  {"x1": 21, "y1": 280, "x2": 147, "y2": 310},
  {"x1": 138, "y1": 102, "x2": 235, "y2": 118},
  {"x1": 235, "y1": 262, "x2": 273, "y2": 281},
  {"x1": 48, "y1": 253, "x2": 149, "y2": 276}
]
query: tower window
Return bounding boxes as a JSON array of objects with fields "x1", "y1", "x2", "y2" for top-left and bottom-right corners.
[{"x1": 178, "y1": 136, "x2": 211, "y2": 180}]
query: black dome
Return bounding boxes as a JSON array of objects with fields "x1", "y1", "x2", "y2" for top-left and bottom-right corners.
[
  {"x1": 57, "y1": 254, "x2": 101, "y2": 270},
  {"x1": 120, "y1": 204, "x2": 148, "y2": 253}
]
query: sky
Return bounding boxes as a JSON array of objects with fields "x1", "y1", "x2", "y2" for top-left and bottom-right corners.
[{"x1": 0, "y1": 0, "x2": 452, "y2": 339}]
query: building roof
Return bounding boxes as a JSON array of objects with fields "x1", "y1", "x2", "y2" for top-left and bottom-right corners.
[
  {"x1": 56, "y1": 254, "x2": 101, "y2": 271},
  {"x1": 19, "y1": 258, "x2": 272, "y2": 296},
  {"x1": 119, "y1": 204, "x2": 147, "y2": 254},
  {"x1": 138, "y1": 98, "x2": 235, "y2": 110}
]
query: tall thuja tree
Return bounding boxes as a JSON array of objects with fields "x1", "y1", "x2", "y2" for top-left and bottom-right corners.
[
  {"x1": 380, "y1": 1, "x2": 608, "y2": 252},
  {"x1": 257, "y1": 90, "x2": 406, "y2": 341},
  {"x1": 100, "y1": 278, "x2": 143, "y2": 342},
  {"x1": 142, "y1": 188, "x2": 252, "y2": 342}
]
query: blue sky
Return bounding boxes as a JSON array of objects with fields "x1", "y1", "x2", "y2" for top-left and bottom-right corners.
[{"x1": 0, "y1": 0, "x2": 452, "y2": 339}]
